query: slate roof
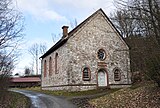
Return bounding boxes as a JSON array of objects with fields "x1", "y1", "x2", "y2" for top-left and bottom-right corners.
[{"x1": 40, "y1": 8, "x2": 124, "y2": 59}]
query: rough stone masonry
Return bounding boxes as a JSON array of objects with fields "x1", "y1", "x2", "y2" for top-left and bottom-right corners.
[{"x1": 41, "y1": 9, "x2": 131, "y2": 91}]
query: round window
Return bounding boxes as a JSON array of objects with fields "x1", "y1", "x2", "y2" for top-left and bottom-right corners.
[{"x1": 97, "y1": 49, "x2": 106, "y2": 60}]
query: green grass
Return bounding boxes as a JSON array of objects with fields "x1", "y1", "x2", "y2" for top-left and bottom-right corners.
[
  {"x1": 9, "y1": 92, "x2": 30, "y2": 108},
  {"x1": 17, "y1": 87, "x2": 119, "y2": 97},
  {"x1": 0, "y1": 91, "x2": 30, "y2": 108}
]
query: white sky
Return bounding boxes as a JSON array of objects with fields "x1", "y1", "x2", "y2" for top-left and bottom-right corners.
[{"x1": 12, "y1": 0, "x2": 116, "y2": 75}]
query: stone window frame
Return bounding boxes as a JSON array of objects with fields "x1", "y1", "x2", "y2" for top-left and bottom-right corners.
[
  {"x1": 97, "y1": 48, "x2": 106, "y2": 61},
  {"x1": 44, "y1": 60, "x2": 47, "y2": 77},
  {"x1": 49, "y1": 57, "x2": 52, "y2": 76},
  {"x1": 55, "y1": 53, "x2": 58, "y2": 74},
  {"x1": 113, "y1": 68, "x2": 121, "y2": 81},
  {"x1": 82, "y1": 66, "x2": 91, "y2": 81}
]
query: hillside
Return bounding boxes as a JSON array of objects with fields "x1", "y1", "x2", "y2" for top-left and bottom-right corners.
[{"x1": 90, "y1": 83, "x2": 160, "y2": 108}]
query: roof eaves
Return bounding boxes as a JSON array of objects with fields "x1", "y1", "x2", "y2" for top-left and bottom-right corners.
[{"x1": 40, "y1": 38, "x2": 68, "y2": 58}]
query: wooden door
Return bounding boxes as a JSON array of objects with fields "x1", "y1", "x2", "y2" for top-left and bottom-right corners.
[{"x1": 98, "y1": 69, "x2": 107, "y2": 87}]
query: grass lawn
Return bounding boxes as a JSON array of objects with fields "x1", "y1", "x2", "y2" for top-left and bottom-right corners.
[
  {"x1": 0, "y1": 91, "x2": 30, "y2": 108},
  {"x1": 19, "y1": 87, "x2": 119, "y2": 97}
]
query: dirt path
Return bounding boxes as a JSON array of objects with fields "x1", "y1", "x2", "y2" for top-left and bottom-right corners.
[{"x1": 12, "y1": 90, "x2": 77, "y2": 108}]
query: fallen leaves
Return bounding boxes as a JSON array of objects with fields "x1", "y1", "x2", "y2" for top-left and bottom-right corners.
[
  {"x1": 90, "y1": 84, "x2": 160, "y2": 108},
  {"x1": 0, "y1": 91, "x2": 30, "y2": 108}
]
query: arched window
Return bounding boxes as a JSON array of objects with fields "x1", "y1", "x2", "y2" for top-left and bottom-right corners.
[
  {"x1": 49, "y1": 57, "x2": 52, "y2": 76},
  {"x1": 114, "y1": 68, "x2": 121, "y2": 81},
  {"x1": 97, "y1": 49, "x2": 106, "y2": 60},
  {"x1": 55, "y1": 53, "x2": 58, "y2": 74},
  {"x1": 82, "y1": 67, "x2": 91, "y2": 81},
  {"x1": 44, "y1": 60, "x2": 47, "y2": 77}
]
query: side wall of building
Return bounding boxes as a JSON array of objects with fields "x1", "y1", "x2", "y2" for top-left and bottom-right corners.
[{"x1": 41, "y1": 43, "x2": 70, "y2": 90}]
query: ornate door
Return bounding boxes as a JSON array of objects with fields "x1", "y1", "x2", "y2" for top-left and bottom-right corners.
[{"x1": 98, "y1": 69, "x2": 107, "y2": 87}]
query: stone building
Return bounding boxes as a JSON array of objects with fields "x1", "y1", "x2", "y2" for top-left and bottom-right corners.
[{"x1": 40, "y1": 9, "x2": 131, "y2": 91}]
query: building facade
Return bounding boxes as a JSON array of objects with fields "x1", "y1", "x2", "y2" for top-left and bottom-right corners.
[{"x1": 40, "y1": 9, "x2": 131, "y2": 91}]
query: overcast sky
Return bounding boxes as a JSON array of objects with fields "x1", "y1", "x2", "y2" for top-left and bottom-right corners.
[{"x1": 12, "y1": 0, "x2": 116, "y2": 75}]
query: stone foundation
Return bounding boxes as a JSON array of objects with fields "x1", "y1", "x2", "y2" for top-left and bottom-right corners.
[
  {"x1": 42, "y1": 83, "x2": 132, "y2": 91},
  {"x1": 42, "y1": 84, "x2": 97, "y2": 91}
]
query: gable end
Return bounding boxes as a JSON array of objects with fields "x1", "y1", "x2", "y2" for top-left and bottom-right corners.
[{"x1": 40, "y1": 8, "x2": 129, "y2": 59}]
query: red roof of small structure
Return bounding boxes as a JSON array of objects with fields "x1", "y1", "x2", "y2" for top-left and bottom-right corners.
[{"x1": 10, "y1": 77, "x2": 41, "y2": 83}]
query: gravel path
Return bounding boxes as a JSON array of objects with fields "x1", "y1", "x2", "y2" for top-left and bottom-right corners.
[
  {"x1": 12, "y1": 90, "x2": 77, "y2": 108},
  {"x1": 69, "y1": 92, "x2": 109, "y2": 108}
]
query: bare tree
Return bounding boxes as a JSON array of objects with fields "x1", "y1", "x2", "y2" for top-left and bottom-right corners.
[
  {"x1": 112, "y1": 0, "x2": 160, "y2": 86},
  {"x1": 29, "y1": 58, "x2": 34, "y2": 75},
  {"x1": 110, "y1": 9, "x2": 136, "y2": 37},
  {"x1": 28, "y1": 43, "x2": 47, "y2": 75},
  {"x1": 113, "y1": 0, "x2": 160, "y2": 43},
  {"x1": 70, "y1": 18, "x2": 78, "y2": 29},
  {"x1": 0, "y1": 51, "x2": 15, "y2": 75},
  {"x1": 0, "y1": 0, "x2": 23, "y2": 77},
  {"x1": 51, "y1": 33, "x2": 62, "y2": 43},
  {"x1": 51, "y1": 33, "x2": 57, "y2": 43},
  {"x1": 28, "y1": 43, "x2": 39, "y2": 75},
  {"x1": 39, "y1": 43, "x2": 47, "y2": 55},
  {"x1": 0, "y1": 0, "x2": 24, "y2": 103},
  {"x1": 24, "y1": 66, "x2": 31, "y2": 76}
]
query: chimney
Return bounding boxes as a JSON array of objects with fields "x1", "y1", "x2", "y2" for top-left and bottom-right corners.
[{"x1": 62, "y1": 26, "x2": 69, "y2": 38}]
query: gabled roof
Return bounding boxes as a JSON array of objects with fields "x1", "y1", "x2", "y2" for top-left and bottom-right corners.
[
  {"x1": 40, "y1": 8, "x2": 125, "y2": 59},
  {"x1": 40, "y1": 38, "x2": 68, "y2": 58}
]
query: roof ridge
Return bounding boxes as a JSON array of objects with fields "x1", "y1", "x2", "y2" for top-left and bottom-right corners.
[{"x1": 68, "y1": 8, "x2": 103, "y2": 37}]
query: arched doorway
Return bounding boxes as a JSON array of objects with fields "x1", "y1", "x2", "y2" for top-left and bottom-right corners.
[{"x1": 97, "y1": 69, "x2": 108, "y2": 87}]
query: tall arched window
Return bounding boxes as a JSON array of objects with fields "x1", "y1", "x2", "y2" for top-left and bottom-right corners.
[
  {"x1": 49, "y1": 57, "x2": 52, "y2": 76},
  {"x1": 114, "y1": 68, "x2": 121, "y2": 81},
  {"x1": 55, "y1": 53, "x2": 58, "y2": 74},
  {"x1": 44, "y1": 60, "x2": 47, "y2": 77},
  {"x1": 82, "y1": 67, "x2": 91, "y2": 81}
]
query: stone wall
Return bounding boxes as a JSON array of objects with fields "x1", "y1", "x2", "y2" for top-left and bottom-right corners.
[
  {"x1": 41, "y1": 10, "x2": 131, "y2": 91},
  {"x1": 65, "y1": 11, "x2": 131, "y2": 91},
  {"x1": 41, "y1": 43, "x2": 70, "y2": 88}
]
